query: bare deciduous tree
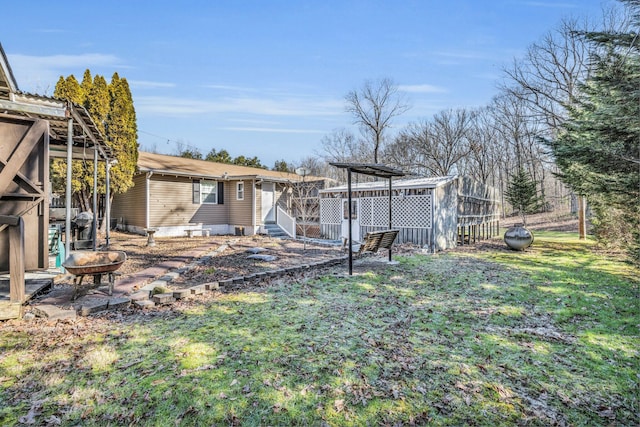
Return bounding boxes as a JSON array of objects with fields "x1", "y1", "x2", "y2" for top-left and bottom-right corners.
[
  {"x1": 319, "y1": 128, "x2": 366, "y2": 163},
  {"x1": 345, "y1": 78, "x2": 410, "y2": 163},
  {"x1": 389, "y1": 108, "x2": 475, "y2": 176},
  {"x1": 501, "y1": 17, "x2": 591, "y2": 130}
]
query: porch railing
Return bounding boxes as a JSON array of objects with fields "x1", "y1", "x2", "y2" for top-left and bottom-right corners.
[{"x1": 276, "y1": 205, "x2": 296, "y2": 238}]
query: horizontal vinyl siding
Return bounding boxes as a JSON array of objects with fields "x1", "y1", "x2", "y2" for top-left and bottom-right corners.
[
  {"x1": 229, "y1": 180, "x2": 253, "y2": 226},
  {"x1": 148, "y1": 175, "x2": 229, "y2": 227},
  {"x1": 111, "y1": 174, "x2": 147, "y2": 227},
  {"x1": 255, "y1": 183, "x2": 262, "y2": 226}
]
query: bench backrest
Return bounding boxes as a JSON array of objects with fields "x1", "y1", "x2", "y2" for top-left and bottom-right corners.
[{"x1": 360, "y1": 229, "x2": 399, "y2": 253}]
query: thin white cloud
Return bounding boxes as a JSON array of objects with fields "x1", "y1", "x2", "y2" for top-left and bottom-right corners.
[
  {"x1": 135, "y1": 95, "x2": 343, "y2": 117},
  {"x1": 7, "y1": 52, "x2": 124, "y2": 94},
  {"x1": 205, "y1": 84, "x2": 256, "y2": 92},
  {"x1": 432, "y1": 50, "x2": 490, "y2": 61},
  {"x1": 10, "y1": 53, "x2": 121, "y2": 69},
  {"x1": 521, "y1": 2, "x2": 579, "y2": 8},
  {"x1": 220, "y1": 127, "x2": 325, "y2": 134},
  {"x1": 129, "y1": 80, "x2": 176, "y2": 89},
  {"x1": 399, "y1": 84, "x2": 448, "y2": 94}
]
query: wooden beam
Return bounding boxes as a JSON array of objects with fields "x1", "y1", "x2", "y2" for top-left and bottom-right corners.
[
  {"x1": 0, "y1": 302, "x2": 23, "y2": 321},
  {"x1": 9, "y1": 217, "x2": 25, "y2": 303},
  {"x1": 0, "y1": 119, "x2": 47, "y2": 193},
  {"x1": 0, "y1": 215, "x2": 20, "y2": 226}
]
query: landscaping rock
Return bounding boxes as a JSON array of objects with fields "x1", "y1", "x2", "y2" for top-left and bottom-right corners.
[
  {"x1": 108, "y1": 297, "x2": 131, "y2": 310},
  {"x1": 204, "y1": 282, "x2": 220, "y2": 291},
  {"x1": 32, "y1": 304, "x2": 77, "y2": 321},
  {"x1": 190, "y1": 284, "x2": 207, "y2": 294},
  {"x1": 245, "y1": 247, "x2": 268, "y2": 254},
  {"x1": 79, "y1": 298, "x2": 109, "y2": 316},
  {"x1": 218, "y1": 279, "x2": 233, "y2": 287},
  {"x1": 134, "y1": 300, "x2": 155, "y2": 309},
  {"x1": 173, "y1": 289, "x2": 191, "y2": 300},
  {"x1": 247, "y1": 254, "x2": 277, "y2": 262},
  {"x1": 152, "y1": 293, "x2": 175, "y2": 305},
  {"x1": 129, "y1": 291, "x2": 150, "y2": 301}
]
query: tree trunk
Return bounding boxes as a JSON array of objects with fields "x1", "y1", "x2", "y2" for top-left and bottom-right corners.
[{"x1": 578, "y1": 195, "x2": 587, "y2": 239}]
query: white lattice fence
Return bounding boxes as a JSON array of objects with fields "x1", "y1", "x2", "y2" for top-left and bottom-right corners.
[
  {"x1": 320, "y1": 198, "x2": 342, "y2": 225},
  {"x1": 360, "y1": 195, "x2": 432, "y2": 228}
]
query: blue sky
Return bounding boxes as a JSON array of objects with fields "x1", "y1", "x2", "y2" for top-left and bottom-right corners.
[{"x1": 3, "y1": 0, "x2": 612, "y2": 167}]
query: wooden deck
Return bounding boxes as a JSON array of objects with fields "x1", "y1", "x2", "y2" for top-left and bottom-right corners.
[{"x1": 0, "y1": 270, "x2": 59, "y2": 320}]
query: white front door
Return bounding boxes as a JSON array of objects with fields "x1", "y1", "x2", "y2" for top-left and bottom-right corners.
[
  {"x1": 341, "y1": 199, "x2": 360, "y2": 242},
  {"x1": 262, "y1": 182, "x2": 276, "y2": 222}
]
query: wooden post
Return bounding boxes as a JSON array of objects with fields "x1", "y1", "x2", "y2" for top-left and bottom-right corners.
[
  {"x1": 578, "y1": 195, "x2": 587, "y2": 240},
  {"x1": 9, "y1": 217, "x2": 25, "y2": 304}
]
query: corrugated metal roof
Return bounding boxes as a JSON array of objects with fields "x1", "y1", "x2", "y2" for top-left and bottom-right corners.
[
  {"x1": 329, "y1": 162, "x2": 406, "y2": 179},
  {"x1": 0, "y1": 43, "x2": 110, "y2": 160},
  {"x1": 320, "y1": 175, "x2": 458, "y2": 193},
  {"x1": 138, "y1": 151, "x2": 320, "y2": 182}
]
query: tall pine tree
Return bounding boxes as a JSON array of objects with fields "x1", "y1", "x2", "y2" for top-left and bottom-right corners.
[
  {"x1": 52, "y1": 70, "x2": 138, "y2": 218},
  {"x1": 505, "y1": 167, "x2": 540, "y2": 226},
  {"x1": 549, "y1": 0, "x2": 639, "y2": 262},
  {"x1": 105, "y1": 73, "x2": 138, "y2": 196}
]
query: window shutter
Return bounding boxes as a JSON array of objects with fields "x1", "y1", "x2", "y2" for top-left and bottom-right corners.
[
  {"x1": 193, "y1": 180, "x2": 200, "y2": 204},
  {"x1": 218, "y1": 182, "x2": 224, "y2": 204}
]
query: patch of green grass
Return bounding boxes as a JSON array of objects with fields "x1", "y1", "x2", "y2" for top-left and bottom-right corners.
[{"x1": 1, "y1": 230, "x2": 638, "y2": 425}]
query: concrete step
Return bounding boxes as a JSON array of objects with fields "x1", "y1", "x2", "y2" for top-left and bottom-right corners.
[{"x1": 263, "y1": 224, "x2": 288, "y2": 238}]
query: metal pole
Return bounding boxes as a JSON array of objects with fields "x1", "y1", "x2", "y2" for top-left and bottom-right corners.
[
  {"x1": 65, "y1": 118, "x2": 73, "y2": 257},
  {"x1": 348, "y1": 168, "x2": 353, "y2": 276},
  {"x1": 92, "y1": 148, "x2": 98, "y2": 251},
  {"x1": 105, "y1": 160, "x2": 111, "y2": 248}
]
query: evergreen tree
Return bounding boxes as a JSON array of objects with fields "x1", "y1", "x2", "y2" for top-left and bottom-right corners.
[
  {"x1": 52, "y1": 70, "x2": 138, "y2": 216},
  {"x1": 105, "y1": 73, "x2": 138, "y2": 196},
  {"x1": 205, "y1": 148, "x2": 233, "y2": 164},
  {"x1": 53, "y1": 75, "x2": 82, "y2": 103},
  {"x1": 549, "y1": 0, "x2": 639, "y2": 262},
  {"x1": 273, "y1": 159, "x2": 292, "y2": 172},
  {"x1": 505, "y1": 167, "x2": 540, "y2": 226},
  {"x1": 179, "y1": 148, "x2": 203, "y2": 159},
  {"x1": 233, "y1": 155, "x2": 265, "y2": 168},
  {"x1": 80, "y1": 69, "x2": 93, "y2": 103},
  {"x1": 87, "y1": 75, "x2": 110, "y2": 136},
  {"x1": 51, "y1": 75, "x2": 87, "y2": 207}
]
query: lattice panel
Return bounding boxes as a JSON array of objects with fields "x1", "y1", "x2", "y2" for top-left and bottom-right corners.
[
  {"x1": 320, "y1": 198, "x2": 342, "y2": 224},
  {"x1": 361, "y1": 195, "x2": 432, "y2": 228},
  {"x1": 393, "y1": 195, "x2": 432, "y2": 228},
  {"x1": 361, "y1": 198, "x2": 372, "y2": 225},
  {"x1": 370, "y1": 198, "x2": 389, "y2": 226}
]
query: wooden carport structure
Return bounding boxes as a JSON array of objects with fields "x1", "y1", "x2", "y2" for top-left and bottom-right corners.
[{"x1": 0, "y1": 44, "x2": 113, "y2": 319}]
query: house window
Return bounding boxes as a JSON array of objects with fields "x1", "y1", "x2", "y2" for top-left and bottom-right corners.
[
  {"x1": 201, "y1": 180, "x2": 218, "y2": 204},
  {"x1": 237, "y1": 182, "x2": 244, "y2": 201}
]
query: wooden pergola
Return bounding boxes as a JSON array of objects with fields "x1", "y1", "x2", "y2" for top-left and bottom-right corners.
[
  {"x1": 329, "y1": 162, "x2": 405, "y2": 275},
  {"x1": 0, "y1": 44, "x2": 113, "y2": 319}
]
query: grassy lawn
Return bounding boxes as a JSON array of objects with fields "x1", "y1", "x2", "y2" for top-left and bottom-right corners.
[{"x1": 1, "y1": 231, "x2": 638, "y2": 426}]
